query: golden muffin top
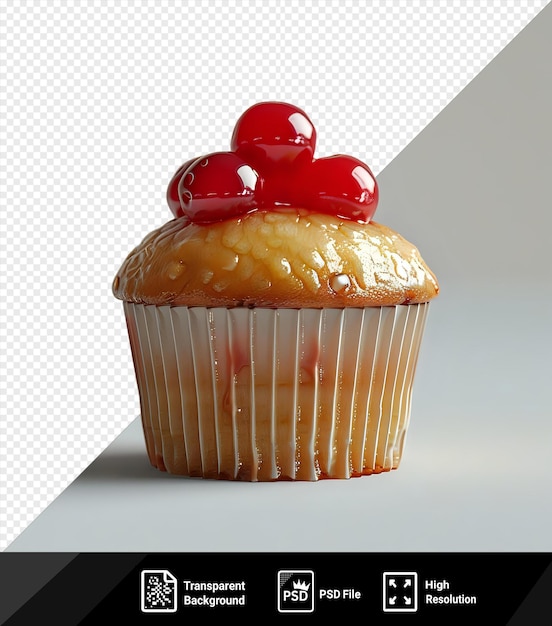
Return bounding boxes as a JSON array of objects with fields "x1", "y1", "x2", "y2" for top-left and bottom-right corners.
[{"x1": 113, "y1": 102, "x2": 439, "y2": 308}]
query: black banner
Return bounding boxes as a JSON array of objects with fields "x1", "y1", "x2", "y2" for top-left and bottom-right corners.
[{"x1": 1, "y1": 553, "x2": 551, "y2": 624}]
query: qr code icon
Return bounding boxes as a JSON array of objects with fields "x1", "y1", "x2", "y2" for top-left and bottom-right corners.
[{"x1": 140, "y1": 569, "x2": 178, "y2": 613}]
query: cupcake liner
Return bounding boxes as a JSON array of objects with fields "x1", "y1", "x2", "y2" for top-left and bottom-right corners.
[{"x1": 123, "y1": 302, "x2": 430, "y2": 481}]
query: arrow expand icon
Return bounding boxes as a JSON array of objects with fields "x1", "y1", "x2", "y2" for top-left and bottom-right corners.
[{"x1": 383, "y1": 572, "x2": 418, "y2": 613}]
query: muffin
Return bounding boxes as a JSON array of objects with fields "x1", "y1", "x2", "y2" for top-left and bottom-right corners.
[{"x1": 113, "y1": 102, "x2": 439, "y2": 480}]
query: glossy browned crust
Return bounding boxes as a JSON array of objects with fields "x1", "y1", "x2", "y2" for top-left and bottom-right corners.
[{"x1": 113, "y1": 209, "x2": 439, "y2": 307}]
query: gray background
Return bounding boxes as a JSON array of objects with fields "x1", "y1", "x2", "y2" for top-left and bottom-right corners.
[{"x1": 6, "y1": 3, "x2": 551, "y2": 552}]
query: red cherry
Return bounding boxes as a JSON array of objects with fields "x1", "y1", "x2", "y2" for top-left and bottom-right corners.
[
  {"x1": 230, "y1": 101, "x2": 316, "y2": 174},
  {"x1": 257, "y1": 165, "x2": 310, "y2": 209},
  {"x1": 302, "y1": 155, "x2": 378, "y2": 223},
  {"x1": 166, "y1": 157, "x2": 201, "y2": 218},
  {"x1": 178, "y1": 152, "x2": 261, "y2": 223}
]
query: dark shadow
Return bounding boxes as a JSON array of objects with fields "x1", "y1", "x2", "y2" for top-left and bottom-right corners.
[
  {"x1": 76, "y1": 448, "x2": 281, "y2": 489},
  {"x1": 77, "y1": 449, "x2": 197, "y2": 483}
]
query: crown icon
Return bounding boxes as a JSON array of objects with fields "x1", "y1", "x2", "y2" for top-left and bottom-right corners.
[{"x1": 293, "y1": 580, "x2": 311, "y2": 592}]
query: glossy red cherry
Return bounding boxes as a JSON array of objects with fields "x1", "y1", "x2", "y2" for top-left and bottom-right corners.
[
  {"x1": 166, "y1": 157, "x2": 201, "y2": 218},
  {"x1": 257, "y1": 169, "x2": 301, "y2": 208},
  {"x1": 230, "y1": 101, "x2": 316, "y2": 174},
  {"x1": 303, "y1": 155, "x2": 378, "y2": 223},
  {"x1": 178, "y1": 152, "x2": 261, "y2": 223}
]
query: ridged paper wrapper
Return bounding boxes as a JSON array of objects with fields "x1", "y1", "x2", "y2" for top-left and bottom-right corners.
[{"x1": 123, "y1": 302, "x2": 429, "y2": 481}]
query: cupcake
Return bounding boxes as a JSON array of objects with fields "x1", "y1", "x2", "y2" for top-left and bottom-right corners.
[{"x1": 113, "y1": 102, "x2": 439, "y2": 481}]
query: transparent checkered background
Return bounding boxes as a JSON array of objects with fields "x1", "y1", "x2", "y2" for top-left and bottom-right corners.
[{"x1": 1, "y1": 0, "x2": 548, "y2": 550}]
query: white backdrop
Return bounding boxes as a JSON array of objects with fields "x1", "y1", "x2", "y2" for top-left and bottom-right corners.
[{"x1": 2, "y1": 0, "x2": 549, "y2": 550}]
